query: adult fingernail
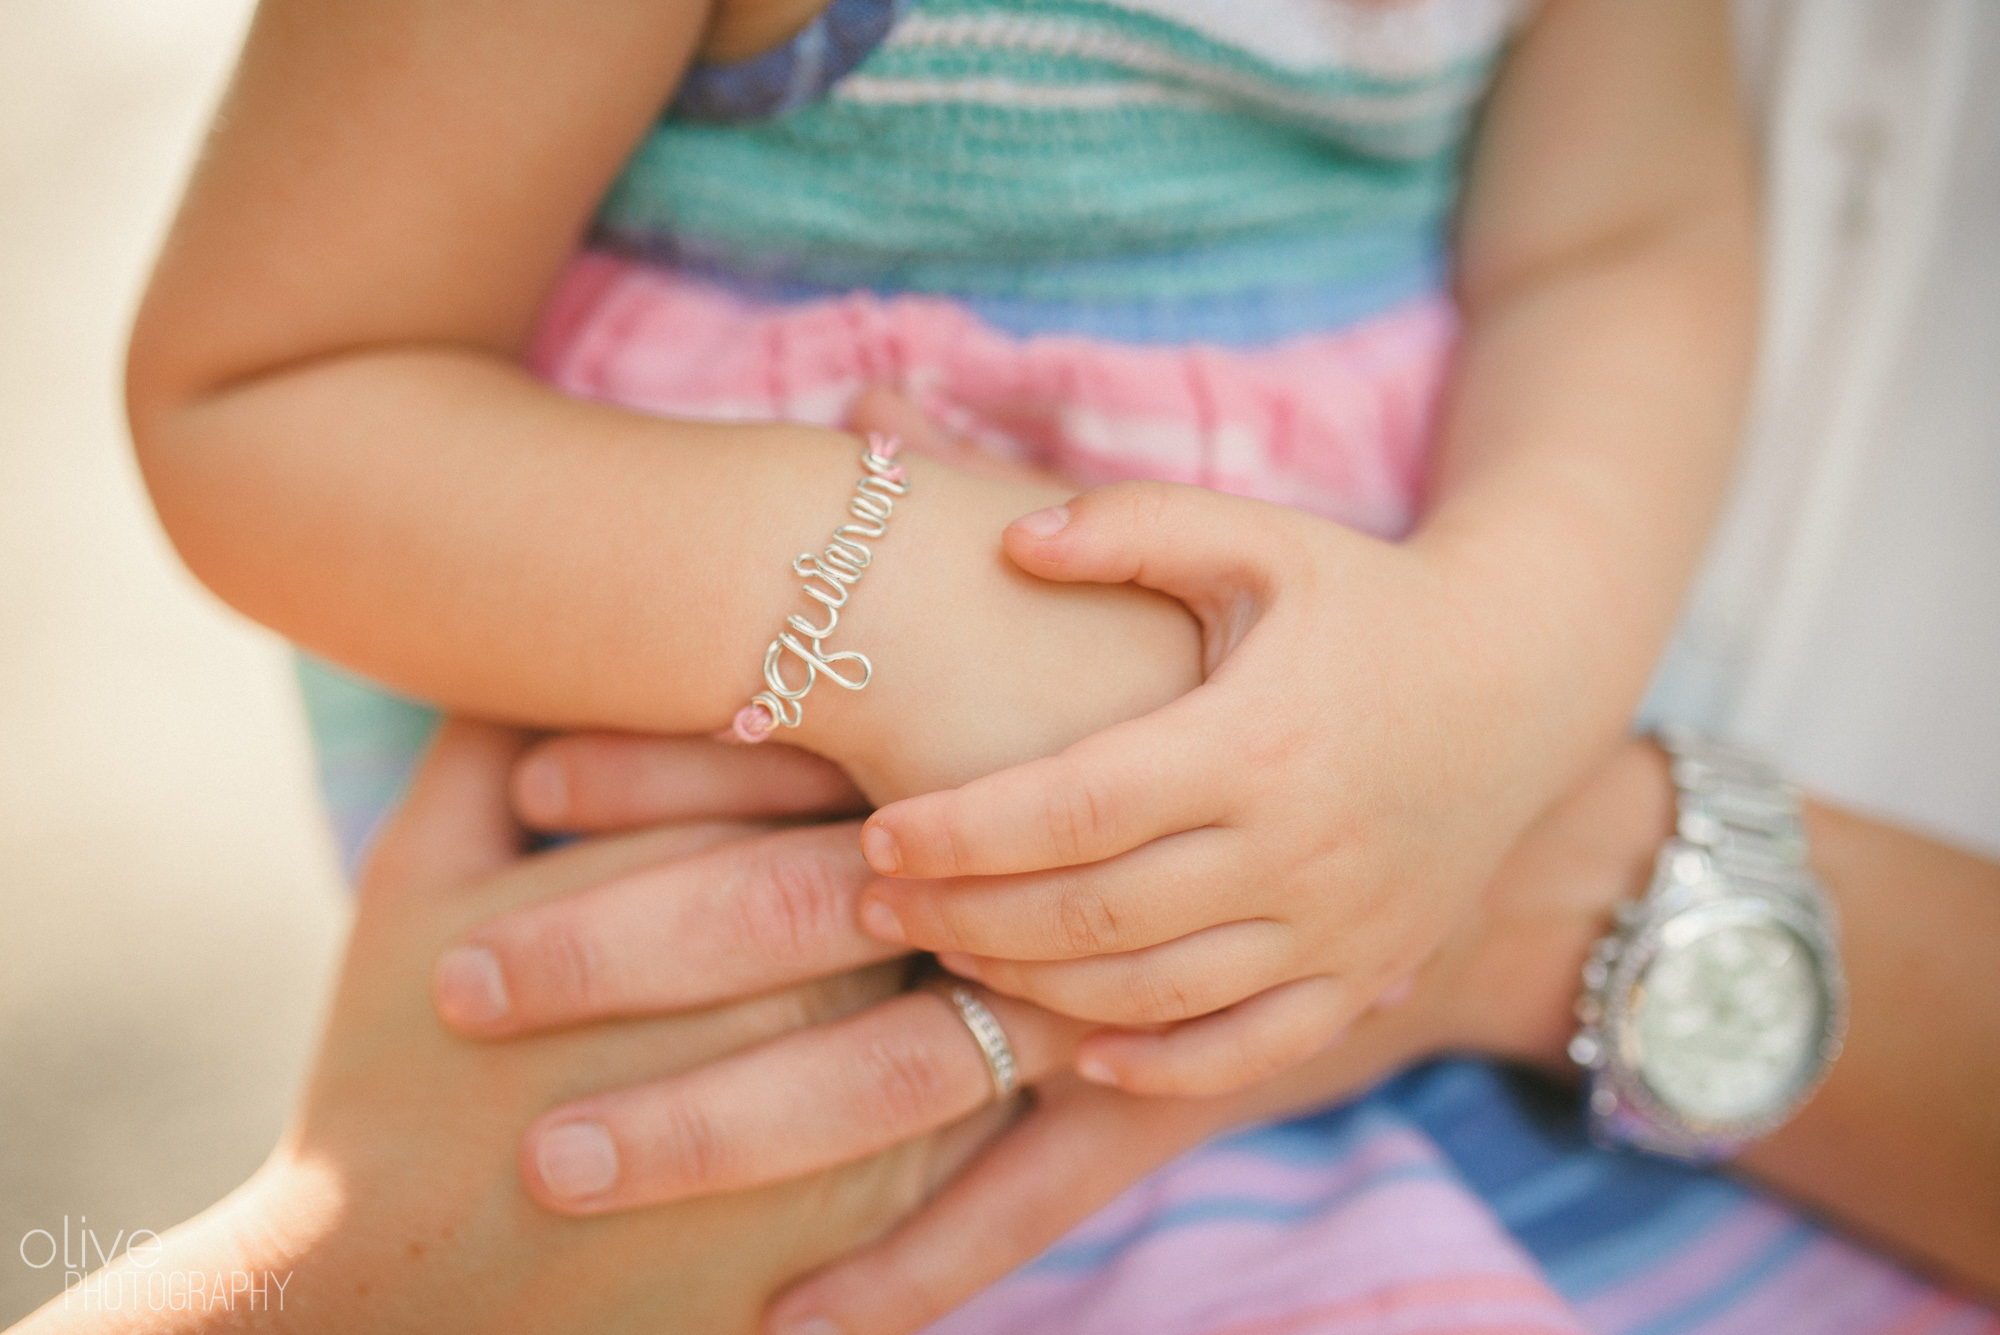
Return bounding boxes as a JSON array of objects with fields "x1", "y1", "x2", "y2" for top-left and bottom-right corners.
[
  {"x1": 434, "y1": 946, "x2": 510, "y2": 1026},
  {"x1": 1010, "y1": 504, "x2": 1070, "y2": 539},
  {"x1": 858, "y1": 898, "x2": 906, "y2": 944},
  {"x1": 860, "y1": 823, "x2": 901, "y2": 874},
  {"x1": 1076, "y1": 1056, "x2": 1120, "y2": 1086},
  {"x1": 514, "y1": 754, "x2": 569, "y2": 824},
  {"x1": 775, "y1": 1318, "x2": 845, "y2": 1335},
  {"x1": 536, "y1": 1122, "x2": 618, "y2": 1200}
]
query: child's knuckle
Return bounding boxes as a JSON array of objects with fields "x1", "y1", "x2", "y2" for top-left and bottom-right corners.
[
  {"x1": 1045, "y1": 767, "x2": 1114, "y2": 863},
  {"x1": 1127, "y1": 964, "x2": 1200, "y2": 1022},
  {"x1": 1055, "y1": 885, "x2": 1122, "y2": 955}
]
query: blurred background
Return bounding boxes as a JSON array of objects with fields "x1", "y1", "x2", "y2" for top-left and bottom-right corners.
[{"x1": 0, "y1": 1, "x2": 345, "y2": 1322}]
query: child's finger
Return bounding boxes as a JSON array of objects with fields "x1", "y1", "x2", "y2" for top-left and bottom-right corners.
[
  {"x1": 1002, "y1": 480, "x2": 1314, "y2": 609},
  {"x1": 1075, "y1": 975, "x2": 1353, "y2": 1097},
  {"x1": 862, "y1": 692, "x2": 1225, "y2": 879},
  {"x1": 763, "y1": 1078, "x2": 1227, "y2": 1335},
  {"x1": 519, "y1": 985, "x2": 1087, "y2": 1215},
  {"x1": 860, "y1": 827, "x2": 1248, "y2": 961},
  {"x1": 512, "y1": 731, "x2": 864, "y2": 832},
  {"x1": 942, "y1": 919, "x2": 1295, "y2": 1028}
]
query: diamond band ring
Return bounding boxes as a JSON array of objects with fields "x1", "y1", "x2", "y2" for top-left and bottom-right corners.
[{"x1": 931, "y1": 983, "x2": 1019, "y2": 1101}]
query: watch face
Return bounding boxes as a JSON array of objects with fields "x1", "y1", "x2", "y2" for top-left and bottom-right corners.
[{"x1": 1631, "y1": 915, "x2": 1826, "y2": 1127}]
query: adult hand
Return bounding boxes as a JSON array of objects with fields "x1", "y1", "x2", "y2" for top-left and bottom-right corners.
[
  {"x1": 15, "y1": 721, "x2": 998, "y2": 1335},
  {"x1": 467, "y1": 728, "x2": 1674, "y2": 1335},
  {"x1": 853, "y1": 481, "x2": 1575, "y2": 1095},
  {"x1": 444, "y1": 728, "x2": 1097, "y2": 1215}
]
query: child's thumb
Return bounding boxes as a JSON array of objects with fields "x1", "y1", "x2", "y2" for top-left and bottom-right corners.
[{"x1": 1001, "y1": 480, "x2": 1286, "y2": 603}]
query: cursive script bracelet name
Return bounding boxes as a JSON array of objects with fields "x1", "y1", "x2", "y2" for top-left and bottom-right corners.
[{"x1": 725, "y1": 433, "x2": 908, "y2": 744}]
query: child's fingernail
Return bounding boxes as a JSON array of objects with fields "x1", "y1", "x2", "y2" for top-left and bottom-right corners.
[
  {"x1": 1010, "y1": 505, "x2": 1070, "y2": 539},
  {"x1": 514, "y1": 754, "x2": 569, "y2": 823},
  {"x1": 859, "y1": 899, "x2": 906, "y2": 944},
  {"x1": 434, "y1": 945, "x2": 510, "y2": 1026},
  {"x1": 1076, "y1": 1056, "x2": 1120, "y2": 1086},
  {"x1": 535, "y1": 1122, "x2": 619, "y2": 1200},
  {"x1": 861, "y1": 824, "x2": 901, "y2": 874}
]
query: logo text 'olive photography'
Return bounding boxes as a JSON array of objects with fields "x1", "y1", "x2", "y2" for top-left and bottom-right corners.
[{"x1": 18, "y1": 1217, "x2": 291, "y2": 1313}]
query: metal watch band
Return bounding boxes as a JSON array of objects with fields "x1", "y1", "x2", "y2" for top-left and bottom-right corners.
[
  {"x1": 1570, "y1": 728, "x2": 1847, "y2": 1164},
  {"x1": 1659, "y1": 724, "x2": 1811, "y2": 892}
]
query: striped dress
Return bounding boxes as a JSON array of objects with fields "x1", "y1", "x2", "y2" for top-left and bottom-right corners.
[{"x1": 297, "y1": 3, "x2": 1996, "y2": 1330}]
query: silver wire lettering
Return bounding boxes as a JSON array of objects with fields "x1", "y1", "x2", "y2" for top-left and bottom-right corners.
[{"x1": 744, "y1": 437, "x2": 908, "y2": 733}]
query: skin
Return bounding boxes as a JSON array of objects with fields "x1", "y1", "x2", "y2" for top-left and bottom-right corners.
[
  {"x1": 452, "y1": 731, "x2": 2000, "y2": 1335},
  {"x1": 121, "y1": 0, "x2": 1199, "y2": 805},
  {"x1": 7, "y1": 721, "x2": 1010, "y2": 1335},
  {"x1": 127, "y1": 0, "x2": 1755, "y2": 1097},
  {"x1": 846, "y1": 0, "x2": 1764, "y2": 1092},
  {"x1": 19, "y1": 727, "x2": 1990, "y2": 1335}
]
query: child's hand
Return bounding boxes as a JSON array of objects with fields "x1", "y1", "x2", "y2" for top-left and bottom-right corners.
[{"x1": 853, "y1": 481, "x2": 1570, "y2": 1096}]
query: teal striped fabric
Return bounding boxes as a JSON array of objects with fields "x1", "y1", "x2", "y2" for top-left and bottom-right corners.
[{"x1": 598, "y1": 0, "x2": 1520, "y2": 335}]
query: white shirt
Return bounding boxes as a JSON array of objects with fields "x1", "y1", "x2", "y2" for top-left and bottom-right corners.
[{"x1": 1647, "y1": 0, "x2": 2000, "y2": 857}]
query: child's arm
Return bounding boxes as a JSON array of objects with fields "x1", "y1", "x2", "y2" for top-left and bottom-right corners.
[
  {"x1": 847, "y1": 0, "x2": 1762, "y2": 1094},
  {"x1": 127, "y1": 0, "x2": 1202, "y2": 802}
]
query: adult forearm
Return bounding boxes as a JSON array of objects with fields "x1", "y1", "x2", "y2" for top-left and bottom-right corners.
[
  {"x1": 1737, "y1": 802, "x2": 2000, "y2": 1293},
  {"x1": 1468, "y1": 743, "x2": 2000, "y2": 1296},
  {"x1": 134, "y1": 349, "x2": 1202, "y2": 800}
]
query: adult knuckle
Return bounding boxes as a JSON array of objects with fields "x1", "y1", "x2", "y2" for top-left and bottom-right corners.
[
  {"x1": 856, "y1": 1032, "x2": 955, "y2": 1126},
  {"x1": 733, "y1": 843, "x2": 847, "y2": 963},
  {"x1": 653, "y1": 1093, "x2": 740, "y2": 1191},
  {"x1": 520, "y1": 920, "x2": 605, "y2": 1017}
]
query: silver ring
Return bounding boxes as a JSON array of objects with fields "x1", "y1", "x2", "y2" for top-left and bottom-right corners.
[{"x1": 931, "y1": 984, "x2": 1019, "y2": 1100}]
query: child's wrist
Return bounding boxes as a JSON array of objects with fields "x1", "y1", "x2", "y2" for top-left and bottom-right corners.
[{"x1": 781, "y1": 461, "x2": 1202, "y2": 803}]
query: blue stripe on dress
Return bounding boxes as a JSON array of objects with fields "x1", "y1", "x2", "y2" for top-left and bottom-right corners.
[
  {"x1": 1026, "y1": 1164, "x2": 1455, "y2": 1276},
  {"x1": 671, "y1": 0, "x2": 906, "y2": 122},
  {"x1": 597, "y1": 222, "x2": 1449, "y2": 346},
  {"x1": 294, "y1": 654, "x2": 440, "y2": 879},
  {"x1": 1375, "y1": 1062, "x2": 1770, "y2": 1303},
  {"x1": 1622, "y1": 1225, "x2": 1818, "y2": 1335}
]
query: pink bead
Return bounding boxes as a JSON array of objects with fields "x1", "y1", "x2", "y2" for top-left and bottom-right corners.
[{"x1": 728, "y1": 702, "x2": 776, "y2": 744}]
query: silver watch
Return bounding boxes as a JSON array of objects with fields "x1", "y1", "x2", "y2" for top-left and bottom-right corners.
[{"x1": 1568, "y1": 727, "x2": 1847, "y2": 1164}]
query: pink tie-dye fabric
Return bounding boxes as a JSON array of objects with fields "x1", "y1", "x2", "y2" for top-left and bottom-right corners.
[{"x1": 529, "y1": 252, "x2": 1457, "y2": 541}]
